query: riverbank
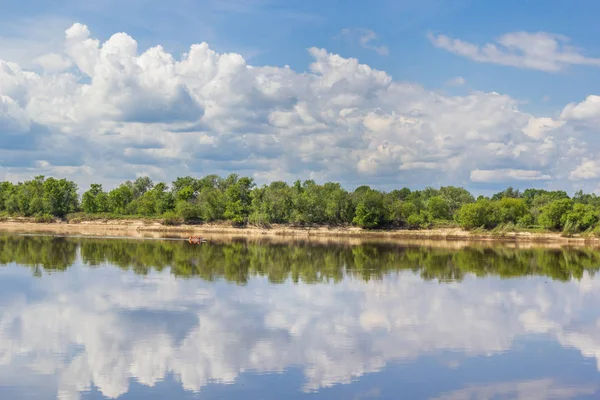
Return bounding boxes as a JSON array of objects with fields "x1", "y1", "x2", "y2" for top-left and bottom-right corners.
[{"x1": 0, "y1": 217, "x2": 599, "y2": 245}]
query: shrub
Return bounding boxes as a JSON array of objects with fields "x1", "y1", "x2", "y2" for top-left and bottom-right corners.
[
  {"x1": 497, "y1": 198, "x2": 529, "y2": 224},
  {"x1": 562, "y1": 220, "x2": 580, "y2": 237},
  {"x1": 34, "y1": 213, "x2": 54, "y2": 223},
  {"x1": 427, "y1": 196, "x2": 450, "y2": 220},
  {"x1": 517, "y1": 213, "x2": 534, "y2": 228},
  {"x1": 406, "y1": 212, "x2": 432, "y2": 229},
  {"x1": 563, "y1": 203, "x2": 598, "y2": 231},
  {"x1": 538, "y1": 199, "x2": 573, "y2": 230},
  {"x1": 175, "y1": 200, "x2": 200, "y2": 223},
  {"x1": 352, "y1": 190, "x2": 385, "y2": 228},
  {"x1": 162, "y1": 211, "x2": 183, "y2": 226},
  {"x1": 456, "y1": 200, "x2": 497, "y2": 229}
]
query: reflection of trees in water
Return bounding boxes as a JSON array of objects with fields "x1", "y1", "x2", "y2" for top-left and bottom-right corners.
[
  {"x1": 0, "y1": 236, "x2": 77, "y2": 274},
  {"x1": 0, "y1": 235, "x2": 599, "y2": 283}
]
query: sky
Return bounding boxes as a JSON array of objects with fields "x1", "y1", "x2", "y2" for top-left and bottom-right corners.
[{"x1": 1, "y1": 0, "x2": 600, "y2": 193}]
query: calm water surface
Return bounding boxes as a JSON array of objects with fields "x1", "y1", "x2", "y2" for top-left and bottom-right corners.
[{"x1": 1, "y1": 235, "x2": 600, "y2": 399}]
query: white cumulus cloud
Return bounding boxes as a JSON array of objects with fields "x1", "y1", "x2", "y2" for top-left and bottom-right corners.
[{"x1": 0, "y1": 23, "x2": 598, "y2": 191}]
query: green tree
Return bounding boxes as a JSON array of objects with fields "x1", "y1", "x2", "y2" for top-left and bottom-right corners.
[
  {"x1": 132, "y1": 176, "x2": 154, "y2": 199},
  {"x1": 0, "y1": 182, "x2": 15, "y2": 211},
  {"x1": 538, "y1": 199, "x2": 574, "y2": 230},
  {"x1": 496, "y1": 197, "x2": 530, "y2": 225},
  {"x1": 352, "y1": 190, "x2": 385, "y2": 228},
  {"x1": 42, "y1": 177, "x2": 79, "y2": 217},
  {"x1": 224, "y1": 176, "x2": 255, "y2": 225},
  {"x1": 456, "y1": 200, "x2": 498, "y2": 229},
  {"x1": 82, "y1": 184, "x2": 106, "y2": 213},
  {"x1": 108, "y1": 184, "x2": 134, "y2": 214},
  {"x1": 564, "y1": 203, "x2": 598, "y2": 231},
  {"x1": 491, "y1": 187, "x2": 522, "y2": 201},
  {"x1": 439, "y1": 186, "x2": 475, "y2": 214},
  {"x1": 427, "y1": 196, "x2": 450, "y2": 220},
  {"x1": 198, "y1": 187, "x2": 226, "y2": 221}
]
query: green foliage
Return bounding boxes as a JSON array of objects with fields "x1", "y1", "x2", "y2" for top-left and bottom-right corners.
[
  {"x1": 491, "y1": 187, "x2": 522, "y2": 201},
  {"x1": 108, "y1": 184, "x2": 134, "y2": 214},
  {"x1": 82, "y1": 184, "x2": 109, "y2": 213},
  {"x1": 132, "y1": 176, "x2": 153, "y2": 199},
  {"x1": 427, "y1": 196, "x2": 450, "y2": 220},
  {"x1": 496, "y1": 197, "x2": 530, "y2": 225},
  {"x1": 175, "y1": 200, "x2": 200, "y2": 222},
  {"x1": 161, "y1": 211, "x2": 183, "y2": 226},
  {"x1": 0, "y1": 176, "x2": 77, "y2": 217},
  {"x1": 352, "y1": 190, "x2": 385, "y2": 228},
  {"x1": 250, "y1": 181, "x2": 294, "y2": 224},
  {"x1": 198, "y1": 187, "x2": 226, "y2": 221},
  {"x1": 439, "y1": 186, "x2": 475, "y2": 214},
  {"x1": 223, "y1": 175, "x2": 255, "y2": 225},
  {"x1": 456, "y1": 200, "x2": 497, "y2": 229},
  {"x1": 562, "y1": 220, "x2": 579, "y2": 237},
  {"x1": 5, "y1": 174, "x2": 600, "y2": 234},
  {"x1": 406, "y1": 212, "x2": 432, "y2": 229},
  {"x1": 538, "y1": 199, "x2": 573, "y2": 230},
  {"x1": 34, "y1": 213, "x2": 54, "y2": 223},
  {"x1": 564, "y1": 203, "x2": 598, "y2": 231}
]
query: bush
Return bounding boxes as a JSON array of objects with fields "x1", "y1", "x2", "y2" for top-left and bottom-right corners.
[
  {"x1": 562, "y1": 220, "x2": 580, "y2": 237},
  {"x1": 34, "y1": 213, "x2": 54, "y2": 223},
  {"x1": 497, "y1": 198, "x2": 529, "y2": 224},
  {"x1": 456, "y1": 200, "x2": 497, "y2": 229},
  {"x1": 352, "y1": 190, "x2": 385, "y2": 228},
  {"x1": 175, "y1": 201, "x2": 200, "y2": 223},
  {"x1": 406, "y1": 212, "x2": 432, "y2": 229},
  {"x1": 517, "y1": 213, "x2": 534, "y2": 228},
  {"x1": 162, "y1": 211, "x2": 183, "y2": 226},
  {"x1": 249, "y1": 211, "x2": 271, "y2": 228},
  {"x1": 538, "y1": 199, "x2": 573, "y2": 230},
  {"x1": 493, "y1": 222, "x2": 517, "y2": 234},
  {"x1": 427, "y1": 196, "x2": 450, "y2": 220},
  {"x1": 563, "y1": 203, "x2": 598, "y2": 231}
]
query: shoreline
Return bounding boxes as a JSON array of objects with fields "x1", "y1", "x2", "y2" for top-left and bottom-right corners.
[{"x1": 1, "y1": 218, "x2": 600, "y2": 246}]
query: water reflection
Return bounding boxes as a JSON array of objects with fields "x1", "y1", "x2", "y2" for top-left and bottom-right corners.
[
  {"x1": 2, "y1": 235, "x2": 600, "y2": 282},
  {"x1": 0, "y1": 235, "x2": 599, "y2": 399}
]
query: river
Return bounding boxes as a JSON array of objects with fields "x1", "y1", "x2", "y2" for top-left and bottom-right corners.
[{"x1": 0, "y1": 234, "x2": 599, "y2": 399}]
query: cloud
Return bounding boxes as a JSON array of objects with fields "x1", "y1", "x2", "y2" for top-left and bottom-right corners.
[
  {"x1": 570, "y1": 159, "x2": 600, "y2": 180},
  {"x1": 521, "y1": 117, "x2": 565, "y2": 140},
  {"x1": 33, "y1": 53, "x2": 73, "y2": 73},
  {"x1": 432, "y1": 379, "x2": 596, "y2": 400},
  {"x1": 0, "y1": 23, "x2": 598, "y2": 191},
  {"x1": 446, "y1": 76, "x2": 466, "y2": 86},
  {"x1": 428, "y1": 31, "x2": 600, "y2": 72},
  {"x1": 561, "y1": 95, "x2": 600, "y2": 121},
  {"x1": 470, "y1": 169, "x2": 552, "y2": 183},
  {"x1": 339, "y1": 28, "x2": 389, "y2": 56}
]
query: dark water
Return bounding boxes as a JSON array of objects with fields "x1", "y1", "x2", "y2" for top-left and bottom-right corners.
[{"x1": 2, "y1": 235, "x2": 600, "y2": 399}]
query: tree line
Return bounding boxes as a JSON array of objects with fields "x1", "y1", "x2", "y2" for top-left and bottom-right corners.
[
  {"x1": 1, "y1": 236, "x2": 598, "y2": 283},
  {"x1": 1, "y1": 174, "x2": 600, "y2": 233}
]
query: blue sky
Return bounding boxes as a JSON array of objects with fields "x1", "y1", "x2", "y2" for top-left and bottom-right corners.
[
  {"x1": 3, "y1": 0, "x2": 597, "y2": 109},
  {"x1": 1, "y1": 0, "x2": 600, "y2": 192}
]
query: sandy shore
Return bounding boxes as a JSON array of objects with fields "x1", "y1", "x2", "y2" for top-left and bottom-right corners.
[{"x1": 0, "y1": 218, "x2": 599, "y2": 246}]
